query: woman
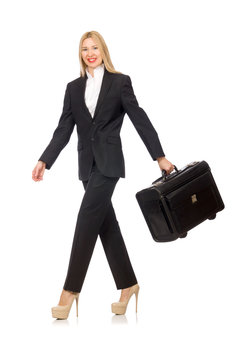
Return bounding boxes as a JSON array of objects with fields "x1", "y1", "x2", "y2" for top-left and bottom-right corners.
[{"x1": 32, "y1": 30, "x2": 174, "y2": 319}]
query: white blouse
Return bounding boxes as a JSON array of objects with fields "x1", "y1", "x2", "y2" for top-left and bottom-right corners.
[{"x1": 85, "y1": 63, "x2": 105, "y2": 118}]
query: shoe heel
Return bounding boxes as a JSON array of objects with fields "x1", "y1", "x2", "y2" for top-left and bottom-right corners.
[
  {"x1": 76, "y1": 294, "x2": 79, "y2": 317},
  {"x1": 135, "y1": 287, "x2": 139, "y2": 313}
]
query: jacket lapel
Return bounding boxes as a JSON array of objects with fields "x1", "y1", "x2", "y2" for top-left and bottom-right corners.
[{"x1": 79, "y1": 67, "x2": 114, "y2": 121}]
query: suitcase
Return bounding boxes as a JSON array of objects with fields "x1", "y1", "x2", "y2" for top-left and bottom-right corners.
[{"x1": 135, "y1": 160, "x2": 225, "y2": 242}]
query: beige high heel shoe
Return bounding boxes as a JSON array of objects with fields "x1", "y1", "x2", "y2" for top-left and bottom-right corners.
[
  {"x1": 111, "y1": 283, "x2": 140, "y2": 315},
  {"x1": 51, "y1": 292, "x2": 79, "y2": 319}
]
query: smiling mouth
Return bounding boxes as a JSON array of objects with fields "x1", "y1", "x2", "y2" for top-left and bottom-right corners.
[{"x1": 88, "y1": 58, "x2": 97, "y2": 63}]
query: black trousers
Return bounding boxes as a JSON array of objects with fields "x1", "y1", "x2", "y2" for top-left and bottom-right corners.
[{"x1": 63, "y1": 158, "x2": 138, "y2": 293}]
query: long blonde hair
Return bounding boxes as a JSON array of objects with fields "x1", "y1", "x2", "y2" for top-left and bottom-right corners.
[{"x1": 79, "y1": 30, "x2": 122, "y2": 77}]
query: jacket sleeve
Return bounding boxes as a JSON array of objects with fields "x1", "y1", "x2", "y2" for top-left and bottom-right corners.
[
  {"x1": 38, "y1": 83, "x2": 75, "y2": 170},
  {"x1": 121, "y1": 75, "x2": 165, "y2": 160}
]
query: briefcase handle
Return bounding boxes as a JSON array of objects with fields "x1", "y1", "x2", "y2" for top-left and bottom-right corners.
[
  {"x1": 152, "y1": 165, "x2": 178, "y2": 184},
  {"x1": 162, "y1": 165, "x2": 178, "y2": 180}
]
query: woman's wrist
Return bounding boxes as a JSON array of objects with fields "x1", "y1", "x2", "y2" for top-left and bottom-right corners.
[
  {"x1": 38, "y1": 160, "x2": 46, "y2": 166},
  {"x1": 157, "y1": 156, "x2": 165, "y2": 163}
]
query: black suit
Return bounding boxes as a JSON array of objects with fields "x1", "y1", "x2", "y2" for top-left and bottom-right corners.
[
  {"x1": 38, "y1": 67, "x2": 165, "y2": 181},
  {"x1": 38, "y1": 67, "x2": 165, "y2": 293}
]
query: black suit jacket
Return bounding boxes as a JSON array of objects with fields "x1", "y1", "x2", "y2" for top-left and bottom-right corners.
[{"x1": 38, "y1": 67, "x2": 165, "y2": 181}]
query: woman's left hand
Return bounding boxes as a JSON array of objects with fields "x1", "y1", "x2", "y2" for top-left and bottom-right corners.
[{"x1": 157, "y1": 157, "x2": 175, "y2": 175}]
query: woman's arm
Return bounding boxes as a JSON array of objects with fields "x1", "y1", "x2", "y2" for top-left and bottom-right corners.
[
  {"x1": 38, "y1": 83, "x2": 75, "y2": 170},
  {"x1": 121, "y1": 75, "x2": 165, "y2": 160},
  {"x1": 121, "y1": 75, "x2": 174, "y2": 174}
]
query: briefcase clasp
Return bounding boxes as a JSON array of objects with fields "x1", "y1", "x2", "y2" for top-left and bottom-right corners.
[{"x1": 191, "y1": 194, "x2": 198, "y2": 204}]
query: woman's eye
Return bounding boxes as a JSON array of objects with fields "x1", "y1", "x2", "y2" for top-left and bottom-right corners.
[{"x1": 82, "y1": 47, "x2": 97, "y2": 51}]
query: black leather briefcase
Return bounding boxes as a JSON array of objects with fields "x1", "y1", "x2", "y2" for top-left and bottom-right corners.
[{"x1": 135, "y1": 160, "x2": 225, "y2": 242}]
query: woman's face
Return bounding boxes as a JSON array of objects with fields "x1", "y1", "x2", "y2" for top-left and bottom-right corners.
[{"x1": 81, "y1": 38, "x2": 103, "y2": 70}]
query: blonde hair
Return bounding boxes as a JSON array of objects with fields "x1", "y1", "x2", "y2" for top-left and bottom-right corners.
[{"x1": 79, "y1": 30, "x2": 122, "y2": 77}]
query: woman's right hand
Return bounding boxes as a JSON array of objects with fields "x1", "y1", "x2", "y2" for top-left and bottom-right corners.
[
  {"x1": 32, "y1": 161, "x2": 46, "y2": 182},
  {"x1": 157, "y1": 157, "x2": 174, "y2": 175}
]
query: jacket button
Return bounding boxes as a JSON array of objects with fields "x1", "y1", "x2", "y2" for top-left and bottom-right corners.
[
  {"x1": 92, "y1": 121, "x2": 96, "y2": 125},
  {"x1": 91, "y1": 137, "x2": 94, "y2": 141}
]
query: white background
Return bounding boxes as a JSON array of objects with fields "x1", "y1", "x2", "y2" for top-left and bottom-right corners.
[{"x1": 0, "y1": 0, "x2": 237, "y2": 359}]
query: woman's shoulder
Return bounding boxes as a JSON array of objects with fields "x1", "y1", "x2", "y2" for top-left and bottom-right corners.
[
  {"x1": 108, "y1": 71, "x2": 129, "y2": 83},
  {"x1": 110, "y1": 71, "x2": 129, "y2": 79},
  {"x1": 67, "y1": 75, "x2": 84, "y2": 86}
]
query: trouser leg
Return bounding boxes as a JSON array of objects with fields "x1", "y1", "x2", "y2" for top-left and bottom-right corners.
[
  {"x1": 63, "y1": 163, "x2": 119, "y2": 292},
  {"x1": 96, "y1": 199, "x2": 138, "y2": 289}
]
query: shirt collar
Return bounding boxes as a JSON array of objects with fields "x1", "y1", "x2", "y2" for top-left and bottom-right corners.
[{"x1": 86, "y1": 63, "x2": 105, "y2": 79}]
